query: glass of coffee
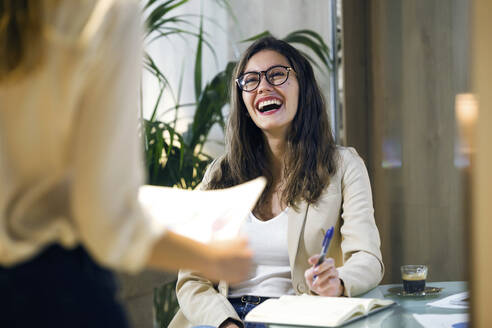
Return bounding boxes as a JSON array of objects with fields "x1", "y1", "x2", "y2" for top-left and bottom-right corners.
[{"x1": 401, "y1": 264, "x2": 428, "y2": 294}]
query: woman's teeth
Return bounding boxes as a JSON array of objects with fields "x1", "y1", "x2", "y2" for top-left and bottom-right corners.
[{"x1": 258, "y1": 99, "x2": 282, "y2": 112}]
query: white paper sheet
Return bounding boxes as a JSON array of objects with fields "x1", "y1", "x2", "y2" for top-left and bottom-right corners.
[
  {"x1": 427, "y1": 292, "x2": 469, "y2": 309},
  {"x1": 139, "y1": 177, "x2": 266, "y2": 243},
  {"x1": 413, "y1": 314, "x2": 468, "y2": 328}
]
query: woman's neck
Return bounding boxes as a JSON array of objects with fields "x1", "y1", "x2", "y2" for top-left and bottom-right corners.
[
  {"x1": 264, "y1": 134, "x2": 286, "y2": 182},
  {"x1": 253, "y1": 134, "x2": 288, "y2": 221}
]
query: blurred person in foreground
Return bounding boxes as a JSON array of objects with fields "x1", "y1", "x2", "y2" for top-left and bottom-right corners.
[{"x1": 0, "y1": 1, "x2": 252, "y2": 327}]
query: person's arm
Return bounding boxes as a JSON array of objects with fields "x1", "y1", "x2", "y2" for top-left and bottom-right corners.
[
  {"x1": 302, "y1": 148, "x2": 382, "y2": 297},
  {"x1": 71, "y1": 0, "x2": 158, "y2": 273},
  {"x1": 335, "y1": 148, "x2": 384, "y2": 297},
  {"x1": 147, "y1": 232, "x2": 251, "y2": 284},
  {"x1": 175, "y1": 268, "x2": 243, "y2": 327}
]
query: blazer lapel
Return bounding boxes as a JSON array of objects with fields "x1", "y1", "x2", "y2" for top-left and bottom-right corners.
[{"x1": 287, "y1": 201, "x2": 309, "y2": 270}]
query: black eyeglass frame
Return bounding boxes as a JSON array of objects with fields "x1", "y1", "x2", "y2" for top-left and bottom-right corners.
[{"x1": 235, "y1": 65, "x2": 295, "y2": 92}]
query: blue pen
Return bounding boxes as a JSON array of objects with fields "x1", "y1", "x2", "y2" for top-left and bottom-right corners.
[{"x1": 313, "y1": 226, "x2": 334, "y2": 281}]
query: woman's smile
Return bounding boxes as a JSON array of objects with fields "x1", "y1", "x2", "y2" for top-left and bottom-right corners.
[{"x1": 255, "y1": 96, "x2": 283, "y2": 114}]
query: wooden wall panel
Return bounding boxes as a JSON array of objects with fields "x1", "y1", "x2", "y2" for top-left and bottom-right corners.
[{"x1": 344, "y1": 0, "x2": 469, "y2": 283}]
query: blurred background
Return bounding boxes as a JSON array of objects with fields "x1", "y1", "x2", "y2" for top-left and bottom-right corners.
[{"x1": 118, "y1": 0, "x2": 492, "y2": 327}]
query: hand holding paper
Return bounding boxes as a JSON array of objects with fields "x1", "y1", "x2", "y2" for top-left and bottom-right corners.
[
  {"x1": 142, "y1": 177, "x2": 266, "y2": 283},
  {"x1": 139, "y1": 177, "x2": 267, "y2": 243}
]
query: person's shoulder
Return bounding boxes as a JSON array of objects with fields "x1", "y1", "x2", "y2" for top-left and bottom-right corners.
[
  {"x1": 198, "y1": 155, "x2": 226, "y2": 190},
  {"x1": 208, "y1": 155, "x2": 227, "y2": 173},
  {"x1": 334, "y1": 146, "x2": 367, "y2": 173},
  {"x1": 335, "y1": 146, "x2": 367, "y2": 181}
]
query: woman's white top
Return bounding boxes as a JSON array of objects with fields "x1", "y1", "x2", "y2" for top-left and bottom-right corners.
[
  {"x1": 0, "y1": 0, "x2": 164, "y2": 272},
  {"x1": 228, "y1": 209, "x2": 295, "y2": 297}
]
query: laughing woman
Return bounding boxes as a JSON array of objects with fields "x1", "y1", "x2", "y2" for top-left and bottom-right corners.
[{"x1": 170, "y1": 36, "x2": 384, "y2": 328}]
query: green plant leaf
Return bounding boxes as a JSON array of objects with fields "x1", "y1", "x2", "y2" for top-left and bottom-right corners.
[
  {"x1": 194, "y1": 14, "x2": 204, "y2": 102},
  {"x1": 282, "y1": 34, "x2": 331, "y2": 72},
  {"x1": 239, "y1": 29, "x2": 333, "y2": 73},
  {"x1": 150, "y1": 84, "x2": 165, "y2": 123},
  {"x1": 153, "y1": 280, "x2": 180, "y2": 328},
  {"x1": 144, "y1": 0, "x2": 189, "y2": 35},
  {"x1": 189, "y1": 60, "x2": 234, "y2": 149},
  {"x1": 241, "y1": 30, "x2": 272, "y2": 42},
  {"x1": 144, "y1": 52, "x2": 177, "y2": 96}
]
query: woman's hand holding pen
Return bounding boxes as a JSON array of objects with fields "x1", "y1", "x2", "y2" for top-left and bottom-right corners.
[
  {"x1": 303, "y1": 226, "x2": 342, "y2": 296},
  {"x1": 304, "y1": 256, "x2": 344, "y2": 296}
]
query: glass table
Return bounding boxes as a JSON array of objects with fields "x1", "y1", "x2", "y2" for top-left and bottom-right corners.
[{"x1": 267, "y1": 281, "x2": 468, "y2": 328}]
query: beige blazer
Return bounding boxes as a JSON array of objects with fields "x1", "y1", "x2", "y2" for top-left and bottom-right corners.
[{"x1": 169, "y1": 147, "x2": 384, "y2": 328}]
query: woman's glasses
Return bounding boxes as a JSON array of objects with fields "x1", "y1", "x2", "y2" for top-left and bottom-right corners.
[{"x1": 236, "y1": 65, "x2": 294, "y2": 92}]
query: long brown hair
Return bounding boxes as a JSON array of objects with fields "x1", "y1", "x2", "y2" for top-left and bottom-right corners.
[
  {"x1": 207, "y1": 36, "x2": 337, "y2": 209},
  {"x1": 0, "y1": 0, "x2": 44, "y2": 79}
]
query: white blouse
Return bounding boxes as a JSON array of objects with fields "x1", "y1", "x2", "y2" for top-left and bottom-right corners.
[
  {"x1": 228, "y1": 209, "x2": 295, "y2": 297},
  {"x1": 0, "y1": 0, "x2": 164, "y2": 272}
]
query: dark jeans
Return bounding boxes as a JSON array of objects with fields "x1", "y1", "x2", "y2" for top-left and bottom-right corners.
[
  {"x1": 228, "y1": 296, "x2": 271, "y2": 328},
  {"x1": 0, "y1": 244, "x2": 129, "y2": 328}
]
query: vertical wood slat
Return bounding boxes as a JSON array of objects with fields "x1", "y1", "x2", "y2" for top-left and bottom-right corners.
[
  {"x1": 341, "y1": 0, "x2": 370, "y2": 160},
  {"x1": 368, "y1": 0, "x2": 405, "y2": 284},
  {"x1": 342, "y1": 0, "x2": 393, "y2": 282},
  {"x1": 471, "y1": 0, "x2": 492, "y2": 326}
]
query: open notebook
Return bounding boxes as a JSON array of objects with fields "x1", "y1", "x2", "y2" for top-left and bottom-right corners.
[
  {"x1": 138, "y1": 177, "x2": 266, "y2": 243},
  {"x1": 244, "y1": 294, "x2": 395, "y2": 327}
]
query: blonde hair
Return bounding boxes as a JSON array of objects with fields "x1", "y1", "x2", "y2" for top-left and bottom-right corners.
[{"x1": 0, "y1": 0, "x2": 45, "y2": 80}]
